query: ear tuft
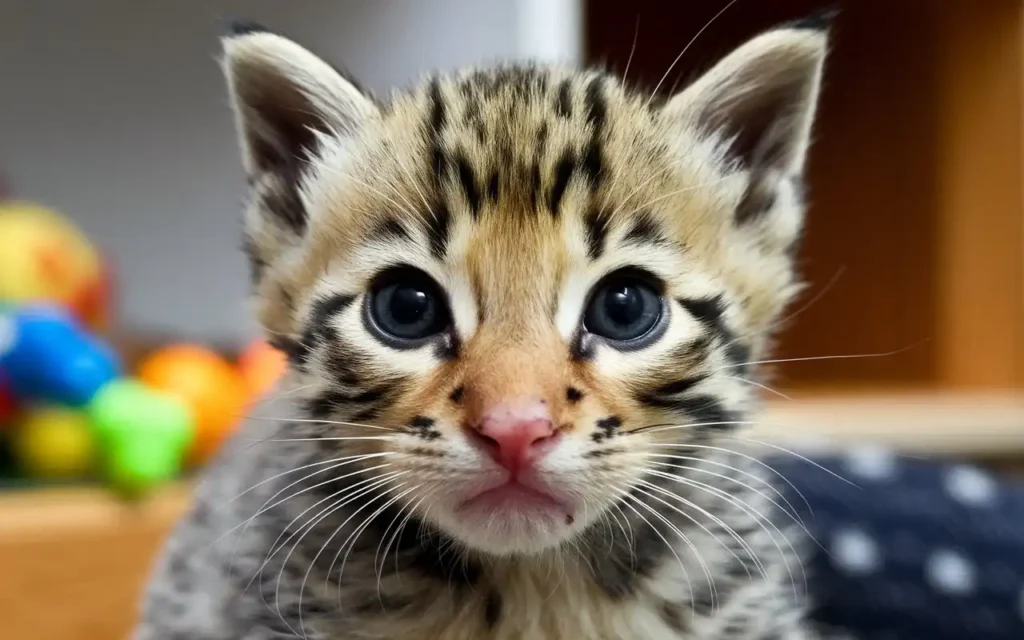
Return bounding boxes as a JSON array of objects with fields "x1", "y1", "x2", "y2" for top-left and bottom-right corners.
[
  {"x1": 662, "y1": 20, "x2": 829, "y2": 224},
  {"x1": 784, "y1": 6, "x2": 839, "y2": 32},
  {"x1": 224, "y1": 19, "x2": 270, "y2": 37}
]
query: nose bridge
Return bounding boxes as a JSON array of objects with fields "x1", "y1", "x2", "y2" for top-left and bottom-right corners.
[
  {"x1": 462, "y1": 325, "x2": 566, "y2": 425},
  {"x1": 462, "y1": 215, "x2": 566, "y2": 423}
]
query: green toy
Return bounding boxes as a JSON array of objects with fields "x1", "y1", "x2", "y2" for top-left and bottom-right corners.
[{"x1": 89, "y1": 379, "x2": 193, "y2": 496}]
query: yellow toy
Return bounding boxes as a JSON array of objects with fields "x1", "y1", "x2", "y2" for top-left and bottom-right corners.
[
  {"x1": 0, "y1": 201, "x2": 111, "y2": 330},
  {"x1": 13, "y1": 406, "x2": 96, "y2": 479}
]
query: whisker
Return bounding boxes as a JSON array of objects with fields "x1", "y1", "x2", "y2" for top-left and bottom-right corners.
[
  {"x1": 246, "y1": 415, "x2": 401, "y2": 433},
  {"x1": 722, "y1": 267, "x2": 847, "y2": 351},
  {"x1": 645, "y1": 0, "x2": 740, "y2": 107},
  {"x1": 297, "y1": 482, "x2": 416, "y2": 631},
  {"x1": 239, "y1": 435, "x2": 396, "y2": 443},
  {"x1": 646, "y1": 458, "x2": 806, "y2": 528},
  {"x1": 642, "y1": 471, "x2": 806, "y2": 599},
  {"x1": 725, "y1": 436, "x2": 861, "y2": 489},
  {"x1": 246, "y1": 469, "x2": 405, "y2": 596},
  {"x1": 634, "y1": 480, "x2": 769, "y2": 587},
  {"x1": 620, "y1": 490, "x2": 708, "y2": 613},
  {"x1": 248, "y1": 469, "x2": 398, "y2": 632},
  {"x1": 383, "y1": 490, "x2": 434, "y2": 593},
  {"x1": 644, "y1": 442, "x2": 815, "y2": 519},
  {"x1": 227, "y1": 453, "x2": 392, "y2": 504},
  {"x1": 722, "y1": 374, "x2": 792, "y2": 400},
  {"x1": 270, "y1": 473, "x2": 408, "y2": 624},
  {"x1": 712, "y1": 340, "x2": 930, "y2": 373},
  {"x1": 220, "y1": 456, "x2": 395, "y2": 576},
  {"x1": 621, "y1": 14, "x2": 641, "y2": 85}
]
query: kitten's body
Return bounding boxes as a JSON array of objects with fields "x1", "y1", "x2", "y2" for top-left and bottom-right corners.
[
  {"x1": 143, "y1": 397, "x2": 807, "y2": 640},
  {"x1": 139, "y1": 15, "x2": 837, "y2": 640}
]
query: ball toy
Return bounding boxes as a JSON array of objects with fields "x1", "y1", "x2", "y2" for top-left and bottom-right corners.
[
  {"x1": 0, "y1": 304, "x2": 195, "y2": 494},
  {"x1": 14, "y1": 406, "x2": 96, "y2": 479},
  {"x1": 89, "y1": 379, "x2": 192, "y2": 495},
  {"x1": 238, "y1": 339, "x2": 287, "y2": 397},
  {"x1": 0, "y1": 201, "x2": 110, "y2": 331},
  {"x1": 138, "y1": 344, "x2": 249, "y2": 465},
  {"x1": 0, "y1": 305, "x2": 120, "y2": 405}
]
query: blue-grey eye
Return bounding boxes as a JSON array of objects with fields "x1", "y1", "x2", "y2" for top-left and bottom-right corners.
[
  {"x1": 368, "y1": 269, "x2": 450, "y2": 343},
  {"x1": 583, "y1": 274, "x2": 663, "y2": 342}
]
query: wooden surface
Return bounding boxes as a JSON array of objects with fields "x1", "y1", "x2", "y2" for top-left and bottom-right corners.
[
  {"x1": 756, "y1": 391, "x2": 1024, "y2": 456},
  {"x1": 0, "y1": 484, "x2": 191, "y2": 640}
]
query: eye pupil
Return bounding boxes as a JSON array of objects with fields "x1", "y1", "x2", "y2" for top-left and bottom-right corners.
[
  {"x1": 367, "y1": 268, "x2": 451, "y2": 345},
  {"x1": 604, "y1": 286, "x2": 643, "y2": 326},
  {"x1": 582, "y1": 272, "x2": 664, "y2": 344},
  {"x1": 390, "y1": 286, "x2": 430, "y2": 325}
]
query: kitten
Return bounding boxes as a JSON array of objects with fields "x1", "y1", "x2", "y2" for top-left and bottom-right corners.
[{"x1": 137, "y1": 12, "x2": 837, "y2": 640}]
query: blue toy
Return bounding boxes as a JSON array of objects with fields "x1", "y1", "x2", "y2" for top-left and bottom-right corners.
[{"x1": 0, "y1": 304, "x2": 194, "y2": 494}]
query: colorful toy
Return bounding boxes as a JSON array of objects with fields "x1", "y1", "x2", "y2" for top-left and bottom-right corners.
[
  {"x1": 0, "y1": 373, "x2": 15, "y2": 425},
  {"x1": 0, "y1": 305, "x2": 193, "y2": 494},
  {"x1": 0, "y1": 201, "x2": 112, "y2": 331},
  {"x1": 89, "y1": 379, "x2": 192, "y2": 494},
  {"x1": 138, "y1": 344, "x2": 249, "y2": 466},
  {"x1": 13, "y1": 406, "x2": 95, "y2": 479},
  {"x1": 238, "y1": 339, "x2": 287, "y2": 397}
]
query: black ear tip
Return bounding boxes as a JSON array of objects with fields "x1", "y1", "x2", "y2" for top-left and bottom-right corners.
[
  {"x1": 787, "y1": 6, "x2": 839, "y2": 31},
  {"x1": 224, "y1": 19, "x2": 270, "y2": 38}
]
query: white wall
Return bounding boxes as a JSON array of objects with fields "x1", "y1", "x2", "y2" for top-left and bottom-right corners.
[{"x1": 0, "y1": 0, "x2": 580, "y2": 345}]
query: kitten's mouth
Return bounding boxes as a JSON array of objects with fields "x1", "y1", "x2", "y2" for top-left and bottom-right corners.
[{"x1": 457, "y1": 481, "x2": 568, "y2": 517}]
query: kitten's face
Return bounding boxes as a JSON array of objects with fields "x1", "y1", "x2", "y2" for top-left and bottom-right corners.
[{"x1": 222, "y1": 22, "x2": 826, "y2": 555}]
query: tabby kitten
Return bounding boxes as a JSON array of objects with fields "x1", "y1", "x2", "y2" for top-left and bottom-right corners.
[{"x1": 138, "y1": 12, "x2": 835, "y2": 640}]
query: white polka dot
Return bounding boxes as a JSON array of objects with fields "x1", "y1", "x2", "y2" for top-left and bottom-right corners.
[
  {"x1": 0, "y1": 314, "x2": 15, "y2": 358},
  {"x1": 845, "y1": 444, "x2": 897, "y2": 480},
  {"x1": 926, "y1": 549, "x2": 976, "y2": 595},
  {"x1": 945, "y1": 465, "x2": 998, "y2": 507},
  {"x1": 831, "y1": 528, "x2": 882, "y2": 575}
]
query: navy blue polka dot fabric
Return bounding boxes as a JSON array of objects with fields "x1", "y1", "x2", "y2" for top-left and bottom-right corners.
[{"x1": 768, "y1": 448, "x2": 1024, "y2": 639}]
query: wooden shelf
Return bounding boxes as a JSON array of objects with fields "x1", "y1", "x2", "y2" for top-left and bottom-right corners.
[
  {"x1": 586, "y1": 0, "x2": 1024, "y2": 392},
  {"x1": 0, "y1": 484, "x2": 191, "y2": 640},
  {"x1": 756, "y1": 391, "x2": 1024, "y2": 456}
]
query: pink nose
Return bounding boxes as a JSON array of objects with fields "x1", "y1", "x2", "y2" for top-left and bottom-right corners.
[{"x1": 473, "y1": 399, "x2": 555, "y2": 473}]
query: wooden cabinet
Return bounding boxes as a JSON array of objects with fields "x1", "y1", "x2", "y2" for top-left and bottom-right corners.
[{"x1": 586, "y1": 0, "x2": 1024, "y2": 392}]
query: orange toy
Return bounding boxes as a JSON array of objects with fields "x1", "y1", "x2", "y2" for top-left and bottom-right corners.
[
  {"x1": 238, "y1": 339, "x2": 288, "y2": 398},
  {"x1": 138, "y1": 344, "x2": 250, "y2": 465}
]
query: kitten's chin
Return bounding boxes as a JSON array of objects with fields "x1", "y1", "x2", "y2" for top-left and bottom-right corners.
[{"x1": 436, "y1": 480, "x2": 583, "y2": 555}]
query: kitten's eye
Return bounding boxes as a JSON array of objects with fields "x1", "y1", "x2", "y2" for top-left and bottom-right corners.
[
  {"x1": 583, "y1": 273, "x2": 663, "y2": 342},
  {"x1": 368, "y1": 269, "x2": 450, "y2": 344}
]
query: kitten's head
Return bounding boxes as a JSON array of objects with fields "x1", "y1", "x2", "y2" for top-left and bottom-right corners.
[{"x1": 221, "y1": 17, "x2": 828, "y2": 556}]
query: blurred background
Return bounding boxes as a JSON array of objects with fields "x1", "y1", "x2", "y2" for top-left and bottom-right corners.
[{"x1": 0, "y1": 1, "x2": 1020, "y2": 638}]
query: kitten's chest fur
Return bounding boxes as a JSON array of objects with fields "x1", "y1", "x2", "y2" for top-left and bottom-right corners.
[{"x1": 329, "y1": 562, "x2": 682, "y2": 640}]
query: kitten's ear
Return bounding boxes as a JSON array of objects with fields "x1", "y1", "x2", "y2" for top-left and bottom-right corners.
[
  {"x1": 662, "y1": 12, "x2": 831, "y2": 219},
  {"x1": 221, "y1": 22, "x2": 376, "y2": 178}
]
